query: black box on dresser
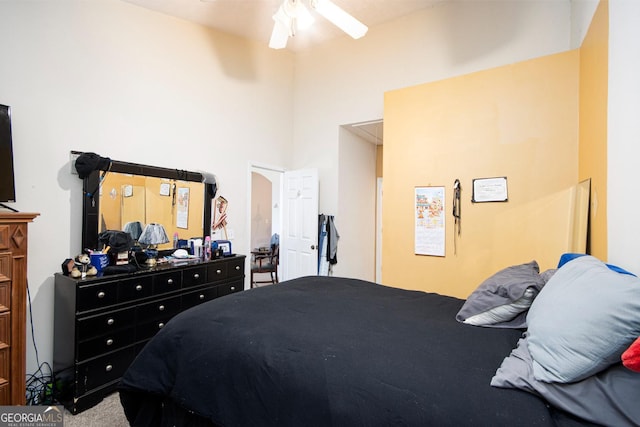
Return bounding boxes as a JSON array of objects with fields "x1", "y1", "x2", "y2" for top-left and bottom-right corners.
[{"x1": 53, "y1": 255, "x2": 245, "y2": 414}]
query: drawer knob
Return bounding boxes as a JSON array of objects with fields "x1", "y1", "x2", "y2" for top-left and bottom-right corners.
[
  {"x1": 216, "y1": 269, "x2": 222, "y2": 274},
  {"x1": 235, "y1": 266, "x2": 240, "y2": 270},
  {"x1": 106, "y1": 338, "x2": 114, "y2": 346},
  {"x1": 107, "y1": 318, "x2": 114, "y2": 326},
  {"x1": 199, "y1": 294, "x2": 205, "y2": 300},
  {"x1": 193, "y1": 273, "x2": 200, "y2": 279},
  {"x1": 97, "y1": 291, "x2": 105, "y2": 299},
  {"x1": 230, "y1": 286, "x2": 236, "y2": 291},
  {"x1": 158, "y1": 322, "x2": 165, "y2": 329},
  {"x1": 136, "y1": 284, "x2": 143, "y2": 291},
  {"x1": 105, "y1": 365, "x2": 113, "y2": 372},
  {"x1": 167, "y1": 278, "x2": 174, "y2": 285},
  {"x1": 158, "y1": 305, "x2": 165, "y2": 311}
]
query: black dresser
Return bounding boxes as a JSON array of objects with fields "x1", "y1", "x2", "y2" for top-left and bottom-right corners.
[{"x1": 53, "y1": 255, "x2": 245, "y2": 414}]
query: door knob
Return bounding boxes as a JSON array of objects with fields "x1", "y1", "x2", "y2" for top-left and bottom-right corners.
[{"x1": 311, "y1": 245, "x2": 316, "y2": 250}]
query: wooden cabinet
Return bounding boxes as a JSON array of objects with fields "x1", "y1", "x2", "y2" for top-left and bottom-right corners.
[
  {"x1": 53, "y1": 255, "x2": 245, "y2": 414},
  {"x1": 0, "y1": 212, "x2": 38, "y2": 405}
]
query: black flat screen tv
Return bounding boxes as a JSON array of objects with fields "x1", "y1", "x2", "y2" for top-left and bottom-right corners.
[{"x1": 0, "y1": 104, "x2": 16, "y2": 203}]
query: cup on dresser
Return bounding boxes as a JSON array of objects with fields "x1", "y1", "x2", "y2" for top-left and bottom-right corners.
[{"x1": 90, "y1": 253, "x2": 110, "y2": 272}]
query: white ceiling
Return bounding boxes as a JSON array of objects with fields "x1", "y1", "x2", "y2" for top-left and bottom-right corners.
[
  {"x1": 120, "y1": 0, "x2": 443, "y2": 145},
  {"x1": 344, "y1": 120, "x2": 384, "y2": 145},
  {"x1": 121, "y1": 0, "x2": 445, "y2": 52}
]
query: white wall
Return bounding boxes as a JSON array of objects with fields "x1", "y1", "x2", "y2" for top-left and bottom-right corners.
[
  {"x1": 292, "y1": 0, "x2": 573, "y2": 280},
  {"x1": 608, "y1": 0, "x2": 640, "y2": 272},
  {"x1": 0, "y1": 0, "x2": 294, "y2": 376},
  {"x1": 333, "y1": 127, "x2": 377, "y2": 280}
]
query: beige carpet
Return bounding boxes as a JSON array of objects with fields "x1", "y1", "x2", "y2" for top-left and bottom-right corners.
[{"x1": 63, "y1": 392, "x2": 129, "y2": 427}]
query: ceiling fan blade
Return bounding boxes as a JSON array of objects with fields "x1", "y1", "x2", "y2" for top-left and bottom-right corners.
[
  {"x1": 269, "y1": 6, "x2": 291, "y2": 49},
  {"x1": 269, "y1": 22, "x2": 290, "y2": 49},
  {"x1": 312, "y1": 0, "x2": 368, "y2": 39}
]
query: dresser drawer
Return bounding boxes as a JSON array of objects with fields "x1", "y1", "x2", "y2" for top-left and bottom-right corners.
[
  {"x1": 0, "y1": 346, "x2": 8, "y2": 381},
  {"x1": 0, "y1": 311, "x2": 9, "y2": 346},
  {"x1": 182, "y1": 266, "x2": 207, "y2": 288},
  {"x1": 136, "y1": 314, "x2": 175, "y2": 341},
  {"x1": 226, "y1": 257, "x2": 245, "y2": 278},
  {"x1": 77, "y1": 281, "x2": 118, "y2": 312},
  {"x1": 207, "y1": 262, "x2": 228, "y2": 282},
  {"x1": 0, "y1": 227, "x2": 9, "y2": 251},
  {"x1": 118, "y1": 276, "x2": 153, "y2": 303},
  {"x1": 217, "y1": 279, "x2": 243, "y2": 297},
  {"x1": 0, "y1": 382, "x2": 7, "y2": 405},
  {"x1": 153, "y1": 271, "x2": 182, "y2": 295},
  {"x1": 137, "y1": 295, "x2": 181, "y2": 321},
  {"x1": 0, "y1": 252, "x2": 10, "y2": 277},
  {"x1": 0, "y1": 252, "x2": 11, "y2": 312},
  {"x1": 0, "y1": 280, "x2": 9, "y2": 312},
  {"x1": 77, "y1": 327, "x2": 135, "y2": 361},
  {"x1": 77, "y1": 307, "x2": 136, "y2": 341},
  {"x1": 182, "y1": 286, "x2": 217, "y2": 310},
  {"x1": 76, "y1": 346, "x2": 136, "y2": 395}
]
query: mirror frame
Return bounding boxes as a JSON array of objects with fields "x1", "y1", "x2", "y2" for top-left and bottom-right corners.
[{"x1": 81, "y1": 156, "x2": 212, "y2": 252}]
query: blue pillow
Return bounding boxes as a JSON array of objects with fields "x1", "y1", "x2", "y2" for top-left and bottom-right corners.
[
  {"x1": 527, "y1": 255, "x2": 640, "y2": 383},
  {"x1": 558, "y1": 253, "x2": 636, "y2": 276}
]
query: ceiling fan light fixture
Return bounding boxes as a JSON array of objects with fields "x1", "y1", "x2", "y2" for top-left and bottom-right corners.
[
  {"x1": 269, "y1": 0, "x2": 367, "y2": 50},
  {"x1": 312, "y1": 0, "x2": 368, "y2": 39},
  {"x1": 293, "y1": 0, "x2": 315, "y2": 30},
  {"x1": 270, "y1": 0, "x2": 314, "y2": 49},
  {"x1": 272, "y1": 4, "x2": 292, "y2": 33}
]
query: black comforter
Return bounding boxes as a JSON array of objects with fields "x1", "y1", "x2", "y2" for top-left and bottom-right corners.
[{"x1": 119, "y1": 276, "x2": 593, "y2": 427}]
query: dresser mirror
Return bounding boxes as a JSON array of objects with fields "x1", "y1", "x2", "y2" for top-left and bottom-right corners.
[{"x1": 81, "y1": 156, "x2": 212, "y2": 253}]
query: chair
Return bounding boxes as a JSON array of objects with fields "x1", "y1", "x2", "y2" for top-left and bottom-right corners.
[{"x1": 250, "y1": 244, "x2": 279, "y2": 288}]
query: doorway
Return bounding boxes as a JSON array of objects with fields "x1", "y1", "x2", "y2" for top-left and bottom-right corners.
[
  {"x1": 249, "y1": 165, "x2": 283, "y2": 284},
  {"x1": 341, "y1": 119, "x2": 383, "y2": 283}
]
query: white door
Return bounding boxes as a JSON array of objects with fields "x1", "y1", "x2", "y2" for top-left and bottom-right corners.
[{"x1": 280, "y1": 169, "x2": 319, "y2": 281}]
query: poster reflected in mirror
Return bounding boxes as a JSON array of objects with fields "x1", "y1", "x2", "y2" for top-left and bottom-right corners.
[{"x1": 176, "y1": 187, "x2": 190, "y2": 229}]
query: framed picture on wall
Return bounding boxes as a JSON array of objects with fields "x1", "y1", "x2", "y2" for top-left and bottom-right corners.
[
  {"x1": 472, "y1": 177, "x2": 508, "y2": 203},
  {"x1": 159, "y1": 182, "x2": 171, "y2": 196}
]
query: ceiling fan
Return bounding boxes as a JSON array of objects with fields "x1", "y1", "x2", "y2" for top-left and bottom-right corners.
[{"x1": 269, "y1": 0, "x2": 368, "y2": 49}]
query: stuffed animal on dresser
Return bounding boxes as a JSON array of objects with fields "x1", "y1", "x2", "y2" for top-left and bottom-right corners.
[{"x1": 70, "y1": 253, "x2": 98, "y2": 279}]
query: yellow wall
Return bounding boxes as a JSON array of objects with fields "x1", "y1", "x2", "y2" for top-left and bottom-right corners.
[
  {"x1": 99, "y1": 174, "x2": 204, "y2": 251},
  {"x1": 382, "y1": 51, "x2": 580, "y2": 298},
  {"x1": 145, "y1": 177, "x2": 204, "y2": 250},
  {"x1": 579, "y1": 0, "x2": 608, "y2": 261},
  {"x1": 99, "y1": 173, "x2": 146, "y2": 231},
  {"x1": 376, "y1": 145, "x2": 383, "y2": 178}
]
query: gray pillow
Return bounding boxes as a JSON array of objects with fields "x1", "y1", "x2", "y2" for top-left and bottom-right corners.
[
  {"x1": 455, "y1": 261, "x2": 549, "y2": 328},
  {"x1": 526, "y1": 255, "x2": 640, "y2": 383},
  {"x1": 491, "y1": 334, "x2": 640, "y2": 427}
]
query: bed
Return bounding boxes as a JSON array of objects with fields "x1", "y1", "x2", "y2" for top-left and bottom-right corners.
[{"x1": 119, "y1": 255, "x2": 640, "y2": 427}]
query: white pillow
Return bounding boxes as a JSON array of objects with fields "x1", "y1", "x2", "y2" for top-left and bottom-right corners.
[
  {"x1": 464, "y1": 288, "x2": 537, "y2": 326},
  {"x1": 526, "y1": 255, "x2": 640, "y2": 383}
]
